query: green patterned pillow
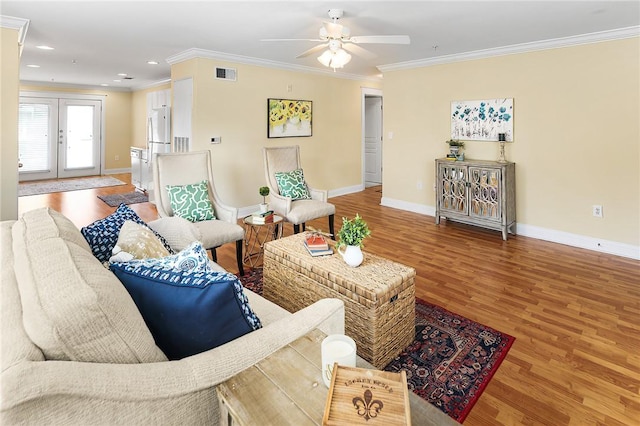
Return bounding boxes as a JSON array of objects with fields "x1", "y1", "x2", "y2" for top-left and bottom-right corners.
[
  {"x1": 166, "y1": 180, "x2": 216, "y2": 222},
  {"x1": 275, "y1": 169, "x2": 311, "y2": 200}
]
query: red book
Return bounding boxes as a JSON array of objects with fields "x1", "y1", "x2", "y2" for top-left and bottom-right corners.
[{"x1": 305, "y1": 234, "x2": 328, "y2": 250}]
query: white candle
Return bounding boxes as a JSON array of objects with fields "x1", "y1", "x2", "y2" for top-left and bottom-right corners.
[
  {"x1": 321, "y1": 334, "x2": 356, "y2": 387},
  {"x1": 324, "y1": 340, "x2": 353, "y2": 358}
]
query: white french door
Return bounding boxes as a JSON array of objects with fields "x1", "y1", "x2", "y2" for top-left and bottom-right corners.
[{"x1": 19, "y1": 97, "x2": 102, "y2": 181}]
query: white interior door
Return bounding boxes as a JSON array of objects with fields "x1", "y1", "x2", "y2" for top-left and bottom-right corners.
[
  {"x1": 364, "y1": 96, "x2": 383, "y2": 186},
  {"x1": 19, "y1": 97, "x2": 102, "y2": 181}
]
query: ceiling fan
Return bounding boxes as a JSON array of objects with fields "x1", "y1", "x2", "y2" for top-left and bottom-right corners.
[{"x1": 261, "y1": 9, "x2": 410, "y2": 70}]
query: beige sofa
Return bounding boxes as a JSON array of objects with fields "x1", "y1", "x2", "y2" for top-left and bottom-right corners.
[{"x1": 1, "y1": 208, "x2": 345, "y2": 425}]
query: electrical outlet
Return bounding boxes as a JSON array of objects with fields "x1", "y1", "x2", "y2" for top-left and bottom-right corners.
[
  {"x1": 114, "y1": 155, "x2": 119, "y2": 161},
  {"x1": 210, "y1": 137, "x2": 221, "y2": 144},
  {"x1": 416, "y1": 180, "x2": 423, "y2": 190},
  {"x1": 592, "y1": 205, "x2": 603, "y2": 218}
]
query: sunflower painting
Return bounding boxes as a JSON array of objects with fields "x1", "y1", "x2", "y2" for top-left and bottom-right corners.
[{"x1": 268, "y1": 99, "x2": 312, "y2": 138}]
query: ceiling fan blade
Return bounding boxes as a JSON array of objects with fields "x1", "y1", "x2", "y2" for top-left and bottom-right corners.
[
  {"x1": 342, "y1": 43, "x2": 376, "y2": 60},
  {"x1": 296, "y1": 43, "x2": 329, "y2": 59},
  {"x1": 261, "y1": 38, "x2": 323, "y2": 42},
  {"x1": 322, "y1": 21, "x2": 344, "y2": 39},
  {"x1": 349, "y1": 35, "x2": 411, "y2": 44}
]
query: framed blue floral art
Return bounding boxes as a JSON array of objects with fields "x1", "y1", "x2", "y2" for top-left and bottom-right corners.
[{"x1": 451, "y1": 99, "x2": 513, "y2": 141}]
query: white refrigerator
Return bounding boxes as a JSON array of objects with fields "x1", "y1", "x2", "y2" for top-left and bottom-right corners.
[{"x1": 143, "y1": 107, "x2": 171, "y2": 198}]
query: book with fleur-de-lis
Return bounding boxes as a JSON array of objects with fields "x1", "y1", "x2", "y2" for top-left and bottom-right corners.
[{"x1": 322, "y1": 365, "x2": 411, "y2": 425}]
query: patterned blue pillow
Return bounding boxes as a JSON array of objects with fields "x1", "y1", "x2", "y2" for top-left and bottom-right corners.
[
  {"x1": 110, "y1": 241, "x2": 212, "y2": 272},
  {"x1": 81, "y1": 203, "x2": 174, "y2": 263},
  {"x1": 109, "y1": 263, "x2": 262, "y2": 360}
]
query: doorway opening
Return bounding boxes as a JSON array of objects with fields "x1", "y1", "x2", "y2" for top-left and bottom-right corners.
[{"x1": 362, "y1": 88, "x2": 383, "y2": 197}]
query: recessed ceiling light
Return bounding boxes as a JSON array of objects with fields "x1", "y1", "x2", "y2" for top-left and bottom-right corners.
[
  {"x1": 26, "y1": 64, "x2": 40, "y2": 68},
  {"x1": 36, "y1": 45, "x2": 54, "y2": 50},
  {"x1": 113, "y1": 79, "x2": 122, "y2": 83},
  {"x1": 147, "y1": 60, "x2": 159, "y2": 65},
  {"x1": 100, "y1": 83, "x2": 109, "y2": 87},
  {"x1": 117, "y1": 73, "x2": 128, "y2": 77}
]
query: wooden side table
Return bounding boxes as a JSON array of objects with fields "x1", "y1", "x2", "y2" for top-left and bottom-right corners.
[
  {"x1": 242, "y1": 214, "x2": 283, "y2": 268},
  {"x1": 216, "y1": 329, "x2": 460, "y2": 426}
]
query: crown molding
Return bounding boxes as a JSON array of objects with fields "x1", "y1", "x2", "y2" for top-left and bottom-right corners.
[
  {"x1": 0, "y1": 15, "x2": 30, "y2": 45},
  {"x1": 378, "y1": 26, "x2": 640, "y2": 73},
  {"x1": 166, "y1": 48, "x2": 381, "y2": 83},
  {"x1": 20, "y1": 80, "x2": 131, "y2": 93}
]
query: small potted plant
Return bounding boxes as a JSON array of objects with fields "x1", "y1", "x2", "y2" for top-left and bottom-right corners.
[
  {"x1": 445, "y1": 139, "x2": 465, "y2": 159},
  {"x1": 259, "y1": 186, "x2": 270, "y2": 213},
  {"x1": 336, "y1": 214, "x2": 371, "y2": 267}
]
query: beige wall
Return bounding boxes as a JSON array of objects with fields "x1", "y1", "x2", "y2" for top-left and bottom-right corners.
[
  {"x1": 383, "y1": 37, "x2": 639, "y2": 247},
  {"x1": 0, "y1": 27, "x2": 20, "y2": 220},
  {"x1": 171, "y1": 58, "x2": 380, "y2": 208}
]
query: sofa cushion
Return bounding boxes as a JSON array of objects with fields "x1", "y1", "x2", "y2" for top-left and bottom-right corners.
[
  {"x1": 275, "y1": 168, "x2": 311, "y2": 200},
  {"x1": 12, "y1": 208, "x2": 167, "y2": 363},
  {"x1": 113, "y1": 220, "x2": 171, "y2": 260},
  {"x1": 109, "y1": 263, "x2": 262, "y2": 360},
  {"x1": 111, "y1": 241, "x2": 213, "y2": 272},
  {"x1": 166, "y1": 180, "x2": 216, "y2": 222},
  {"x1": 81, "y1": 203, "x2": 173, "y2": 263}
]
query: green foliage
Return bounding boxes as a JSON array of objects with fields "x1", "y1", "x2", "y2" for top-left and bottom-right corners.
[
  {"x1": 336, "y1": 214, "x2": 371, "y2": 249},
  {"x1": 445, "y1": 139, "x2": 465, "y2": 147},
  {"x1": 259, "y1": 186, "x2": 270, "y2": 203}
]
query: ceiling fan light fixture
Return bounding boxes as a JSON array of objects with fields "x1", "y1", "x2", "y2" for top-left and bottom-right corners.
[
  {"x1": 317, "y1": 48, "x2": 351, "y2": 70},
  {"x1": 317, "y1": 50, "x2": 333, "y2": 67}
]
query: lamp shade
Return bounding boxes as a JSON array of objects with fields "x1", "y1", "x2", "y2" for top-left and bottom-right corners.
[{"x1": 317, "y1": 48, "x2": 352, "y2": 70}]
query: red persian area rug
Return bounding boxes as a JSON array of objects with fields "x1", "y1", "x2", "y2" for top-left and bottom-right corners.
[{"x1": 238, "y1": 269, "x2": 515, "y2": 423}]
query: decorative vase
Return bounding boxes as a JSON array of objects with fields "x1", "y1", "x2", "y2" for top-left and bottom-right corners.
[
  {"x1": 337, "y1": 245, "x2": 364, "y2": 267},
  {"x1": 259, "y1": 203, "x2": 269, "y2": 213}
]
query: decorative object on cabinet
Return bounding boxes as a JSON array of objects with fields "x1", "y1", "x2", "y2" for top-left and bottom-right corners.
[
  {"x1": 451, "y1": 99, "x2": 513, "y2": 141},
  {"x1": 445, "y1": 139, "x2": 465, "y2": 160},
  {"x1": 435, "y1": 158, "x2": 516, "y2": 240},
  {"x1": 267, "y1": 98, "x2": 312, "y2": 138},
  {"x1": 497, "y1": 133, "x2": 507, "y2": 163}
]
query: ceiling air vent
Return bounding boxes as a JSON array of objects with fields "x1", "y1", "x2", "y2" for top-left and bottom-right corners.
[{"x1": 215, "y1": 67, "x2": 237, "y2": 81}]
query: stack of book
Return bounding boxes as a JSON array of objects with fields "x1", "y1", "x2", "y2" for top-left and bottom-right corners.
[
  {"x1": 252, "y1": 210, "x2": 274, "y2": 224},
  {"x1": 303, "y1": 233, "x2": 333, "y2": 257}
]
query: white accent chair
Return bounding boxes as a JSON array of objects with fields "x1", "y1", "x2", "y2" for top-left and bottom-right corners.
[
  {"x1": 153, "y1": 150, "x2": 244, "y2": 275},
  {"x1": 263, "y1": 145, "x2": 335, "y2": 236}
]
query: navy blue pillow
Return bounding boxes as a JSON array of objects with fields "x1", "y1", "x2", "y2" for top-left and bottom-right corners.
[
  {"x1": 109, "y1": 263, "x2": 262, "y2": 360},
  {"x1": 81, "y1": 203, "x2": 173, "y2": 263}
]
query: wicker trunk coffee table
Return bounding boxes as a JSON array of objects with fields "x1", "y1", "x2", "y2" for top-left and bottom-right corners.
[{"x1": 263, "y1": 233, "x2": 416, "y2": 369}]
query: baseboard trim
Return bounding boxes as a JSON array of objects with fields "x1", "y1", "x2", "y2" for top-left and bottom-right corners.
[
  {"x1": 103, "y1": 168, "x2": 131, "y2": 175},
  {"x1": 329, "y1": 184, "x2": 364, "y2": 198},
  {"x1": 381, "y1": 196, "x2": 639, "y2": 260}
]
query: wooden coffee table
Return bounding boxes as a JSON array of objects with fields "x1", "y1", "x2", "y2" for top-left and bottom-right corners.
[
  {"x1": 263, "y1": 233, "x2": 415, "y2": 369},
  {"x1": 216, "y1": 329, "x2": 460, "y2": 426}
]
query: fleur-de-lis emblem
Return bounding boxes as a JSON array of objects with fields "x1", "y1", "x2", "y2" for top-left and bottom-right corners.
[{"x1": 352, "y1": 389, "x2": 384, "y2": 421}]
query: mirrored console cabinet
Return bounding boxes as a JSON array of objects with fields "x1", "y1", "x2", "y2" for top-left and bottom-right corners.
[{"x1": 435, "y1": 159, "x2": 516, "y2": 240}]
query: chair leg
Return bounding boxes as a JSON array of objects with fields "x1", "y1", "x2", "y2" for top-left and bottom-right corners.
[
  {"x1": 210, "y1": 247, "x2": 217, "y2": 262},
  {"x1": 301, "y1": 223, "x2": 306, "y2": 232},
  {"x1": 293, "y1": 224, "x2": 301, "y2": 234},
  {"x1": 328, "y1": 214, "x2": 335, "y2": 240},
  {"x1": 236, "y1": 240, "x2": 244, "y2": 276}
]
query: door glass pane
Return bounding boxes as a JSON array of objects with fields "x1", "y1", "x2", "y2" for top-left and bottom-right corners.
[
  {"x1": 18, "y1": 103, "x2": 50, "y2": 172},
  {"x1": 66, "y1": 105, "x2": 94, "y2": 168}
]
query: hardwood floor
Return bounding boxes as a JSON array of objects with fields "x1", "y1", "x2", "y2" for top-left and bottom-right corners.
[{"x1": 17, "y1": 174, "x2": 640, "y2": 425}]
